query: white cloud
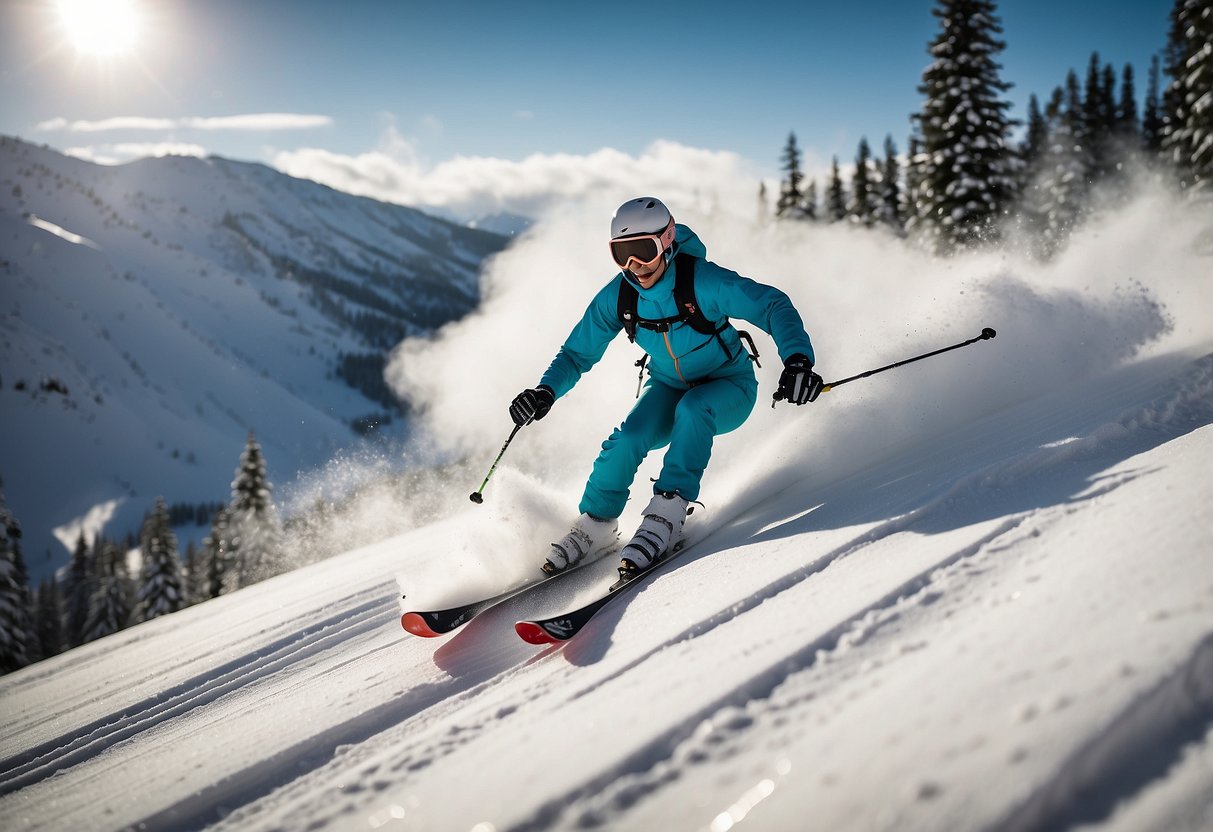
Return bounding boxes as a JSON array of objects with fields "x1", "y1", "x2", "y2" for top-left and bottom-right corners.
[
  {"x1": 273, "y1": 135, "x2": 765, "y2": 222},
  {"x1": 65, "y1": 142, "x2": 208, "y2": 164},
  {"x1": 39, "y1": 116, "x2": 177, "y2": 132},
  {"x1": 183, "y1": 113, "x2": 332, "y2": 131},
  {"x1": 36, "y1": 113, "x2": 332, "y2": 132}
]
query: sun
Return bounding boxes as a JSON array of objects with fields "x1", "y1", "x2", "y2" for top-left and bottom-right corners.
[{"x1": 55, "y1": 0, "x2": 143, "y2": 58}]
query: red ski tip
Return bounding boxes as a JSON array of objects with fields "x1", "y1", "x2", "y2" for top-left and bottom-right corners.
[
  {"x1": 401, "y1": 612, "x2": 442, "y2": 638},
  {"x1": 515, "y1": 621, "x2": 559, "y2": 645}
]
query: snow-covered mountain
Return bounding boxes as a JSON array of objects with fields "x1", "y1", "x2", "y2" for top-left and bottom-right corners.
[{"x1": 0, "y1": 136, "x2": 508, "y2": 579}]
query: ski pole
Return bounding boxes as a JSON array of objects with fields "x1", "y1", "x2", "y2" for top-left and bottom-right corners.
[
  {"x1": 469, "y1": 423, "x2": 523, "y2": 504},
  {"x1": 773, "y1": 327, "x2": 996, "y2": 406}
]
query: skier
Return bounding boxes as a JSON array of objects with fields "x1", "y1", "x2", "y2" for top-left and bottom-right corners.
[{"x1": 509, "y1": 197, "x2": 822, "y2": 577}]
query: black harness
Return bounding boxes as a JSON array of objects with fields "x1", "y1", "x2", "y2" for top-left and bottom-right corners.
[{"x1": 616, "y1": 252, "x2": 760, "y2": 395}]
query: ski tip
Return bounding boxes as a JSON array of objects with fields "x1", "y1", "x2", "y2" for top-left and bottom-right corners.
[
  {"x1": 515, "y1": 620, "x2": 561, "y2": 645},
  {"x1": 401, "y1": 612, "x2": 443, "y2": 638}
]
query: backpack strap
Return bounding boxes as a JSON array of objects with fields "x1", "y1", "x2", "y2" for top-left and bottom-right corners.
[
  {"x1": 616, "y1": 254, "x2": 760, "y2": 371},
  {"x1": 617, "y1": 254, "x2": 723, "y2": 341},
  {"x1": 671, "y1": 254, "x2": 727, "y2": 338},
  {"x1": 618, "y1": 278, "x2": 640, "y2": 342}
]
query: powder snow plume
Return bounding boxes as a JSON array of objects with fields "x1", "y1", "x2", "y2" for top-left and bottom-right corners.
[{"x1": 386, "y1": 182, "x2": 1212, "y2": 537}]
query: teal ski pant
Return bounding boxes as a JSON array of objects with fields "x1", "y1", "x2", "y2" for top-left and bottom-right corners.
[{"x1": 579, "y1": 375, "x2": 758, "y2": 519}]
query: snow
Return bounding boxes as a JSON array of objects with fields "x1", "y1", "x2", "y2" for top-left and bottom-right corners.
[
  {"x1": 0, "y1": 138, "x2": 505, "y2": 577},
  {"x1": 24, "y1": 215, "x2": 100, "y2": 250},
  {"x1": 1, "y1": 180, "x2": 1212, "y2": 829}
]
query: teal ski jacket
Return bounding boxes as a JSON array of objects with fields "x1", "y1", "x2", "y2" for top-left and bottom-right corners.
[{"x1": 539, "y1": 224, "x2": 814, "y2": 398}]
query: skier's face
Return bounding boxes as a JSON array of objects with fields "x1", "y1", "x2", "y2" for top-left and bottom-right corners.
[{"x1": 629, "y1": 254, "x2": 666, "y2": 288}]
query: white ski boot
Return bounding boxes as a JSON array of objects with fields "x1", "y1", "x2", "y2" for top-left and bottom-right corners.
[
  {"x1": 544, "y1": 514, "x2": 620, "y2": 575},
  {"x1": 619, "y1": 492, "x2": 688, "y2": 576}
]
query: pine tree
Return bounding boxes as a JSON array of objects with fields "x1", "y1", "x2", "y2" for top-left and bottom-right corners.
[
  {"x1": 64, "y1": 531, "x2": 93, "y2": 647},
  {"x1": 904, "y1": 136, "x2": 929, "y2": 239},
  {"x1": 912, "y1": 0, "x2": 1018, "y2": 251},
  {"x1": 83, "y1": 540, "x2": 133, "y2": 643},
  {"x1": 202, "y1": 507, "x2": 233, "y2": 599},
  {"x1": 848, "y1": 137, "x2": 879, "y2": 226},
  {"x1": 879, "y1": 135, "x2": 905, "y2": 233},
  {"x1": 1161, "y1": 0, "x2": 1213, "y2": 194},
  {"x1": 1118, "y1": 64, "x2": 1141, "y2": 141},
  {"x1": 1083, "y1": 53, "x2": 1125, "y2": 181},
  {"x1": 802, "y1": 180, "x2": 819, "y2": 221},
  {"x1": 135, "y1": 498, "x2": 185, "y2": 622},
  {"x1": 225, "y1": 432, "x2": 285, "y2": 591},
  {"x1": 181, "y1": 540, "x2": 203, "y2": 606},
  {"x1": 33, "y1": 579, "x2": 64, "y2": 661},
  {"x1": 1143, "y1": 55, "x2": 1165, "y2": 155},
  {"x1": 1022, "y1": 95, "x2": 1049, "y2": 171},
  {"x1": 1032, "y1": 74, "x2": 1094, "y2": 257},
  {"x1": 1015, "y1": 89, "x2": 1060, "y2": 246},
  {"x1": 826, "y1": 157, "x2": 847, "y2": 222},
  {"x1": 776, "y1": 132, "x2": 807, "y2": 218},
  {"x1": 0, "y1": 487, "x2": 32, "y2": 674}
]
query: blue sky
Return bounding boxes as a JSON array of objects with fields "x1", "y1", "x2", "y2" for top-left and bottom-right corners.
[{"x1": 0, "y1": 0, "x2": 1174, "y2": 218}]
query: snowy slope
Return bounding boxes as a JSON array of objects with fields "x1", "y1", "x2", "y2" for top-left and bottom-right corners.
[
  {"x1": 0, "y1": 341, "x2": 1210, "y2": 832},
  {"x1": 0, "y1": 136, "x2": 507, "y2": 576}
]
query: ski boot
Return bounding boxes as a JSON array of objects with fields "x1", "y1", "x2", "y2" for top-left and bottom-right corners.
[
  {"x1": 544, "y1": 514, "x2": 619, "y2": 575},
  {"x1": 619, "y1": 492, "x2": 688, "y2": 579}
]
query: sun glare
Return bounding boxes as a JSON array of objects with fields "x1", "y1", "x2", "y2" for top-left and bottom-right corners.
[{"x1": 56, "y1": 0, "x2": 142, "y2": 58}]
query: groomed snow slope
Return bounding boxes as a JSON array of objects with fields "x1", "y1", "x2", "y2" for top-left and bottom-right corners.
[{"x1": 1, "y1": 342, "x2": 1211, "y2": 832}]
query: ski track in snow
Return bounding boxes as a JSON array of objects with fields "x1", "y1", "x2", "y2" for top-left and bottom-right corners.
[
  {"x1": 0, "y1": 588, "x2": 389, "y2": 795},
  {"x1": 2, "y1": 352, "x2": 1212, "y2": 831},
  {"x1": 219, "y1": 356, "x2": 1210, "y2": 830}
]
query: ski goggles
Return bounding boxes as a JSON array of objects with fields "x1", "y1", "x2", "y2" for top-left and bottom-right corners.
[{"x1": 609, "y1": 218, "x2": 676, "y2": 268}]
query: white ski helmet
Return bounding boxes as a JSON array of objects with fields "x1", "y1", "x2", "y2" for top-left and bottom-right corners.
[
  {"x1": 610, "y1": 196, "x2": 673, "y2": 239},
  {"x1": 609, "y1": 197, "x2": 676, "y2": 268}
]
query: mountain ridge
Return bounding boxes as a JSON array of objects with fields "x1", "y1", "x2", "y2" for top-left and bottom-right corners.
[{"x1": 0, "y1": 136, "x2": 508, "y2": 578}]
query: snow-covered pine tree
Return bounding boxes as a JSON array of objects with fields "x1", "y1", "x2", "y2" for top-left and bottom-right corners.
[
  {"x1": 202, "y1": 506, "x2": 233, "y2": 599},
  {"x1": 802, "y1": 180, "x2": 819, "y2": 221},
  {"x1": 1029, "y1": 74, "x2": 1094, "y2": 258},
  {"x1": 848, "y1": 137, "x2": 879, "y2": 226},
  {"x1": 1143, "y1": 55, "x2": 1165, "y2": 156},
  {"x1": 1014, "y1": 93, "x2": 1052, "y2": 243},
  {"x1": 826, "y1": 157, "x2": 847, "y2": 222},
  {"x1": 1084, "y1": 53, "x2": 1119, "y2": 180},
  {"x1": 879, "y1": 135, "x2": 905, "y2": 233},
  {"x1": 912, "y1": 0, "x2": 1018, "y2": 252},
  {"x1": 64, "y1": 531, "x2": 93, "y2": 647},
  {"x1": 83, "y1": 540, "x2": 134, "y2": 643},
  {"x1": 181, "y1": 540, "x2": 203, "y2": 606},
  {"x1": 904, "y1": 136, "x2": 930, "y2": 240},
  {"x1": 776, "y1": 132, "x2": 807, "y2": 218},
  {"x1": 1118, "y1": 64, "x2": 1141, "y2": 143},
  {"x1": 1161, "y1": 0, "x2": 1213, "y2": 194},
  {"x1": 225, "y1": 432, "x2": 285, "y2": 591},
  {"x1": 0, "y1": 487, "x2": 32, "y2": 674},
  {"x1": 33, "y1": 578, "x2": 64, "y2": 661},
  {"x1": 135, "y1": 497, "x2": 185, "y2": 622}
]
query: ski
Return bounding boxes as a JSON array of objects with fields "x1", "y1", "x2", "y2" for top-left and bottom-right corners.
[
  {"x1": 514, "y1": 540, "x2": 688, "y2": 645},
  {"x1": 400, "y1": 552, "x2": 608, "y2": 637},
  {"x1": 401, "y1": 582, "x2": 537, "y2": 638}
]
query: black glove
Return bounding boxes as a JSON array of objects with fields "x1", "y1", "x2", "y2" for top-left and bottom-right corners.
[
  {"x1": 509, "y1": 385, "x2": 555, "y2": 426},
  {"x1": 776, "y1": 354, "x2": 824, "y2": 405}
]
